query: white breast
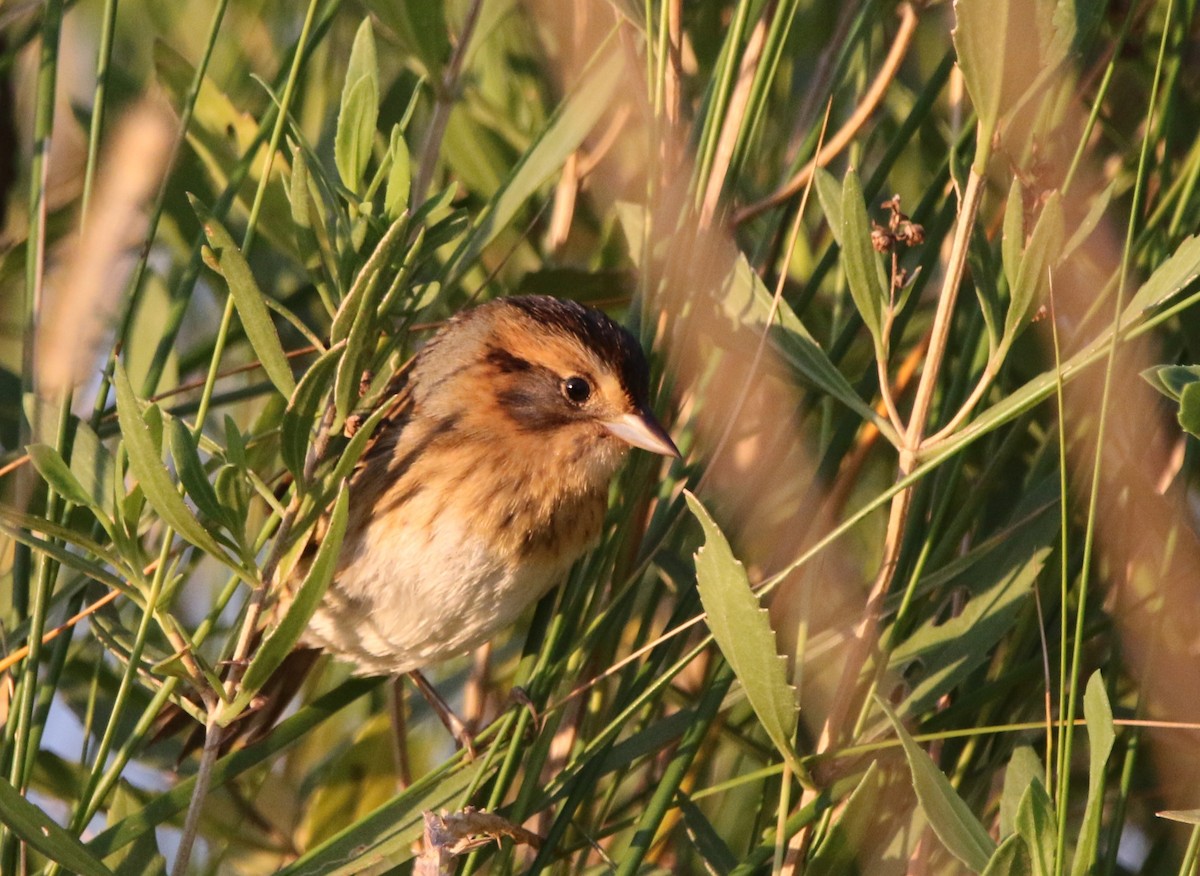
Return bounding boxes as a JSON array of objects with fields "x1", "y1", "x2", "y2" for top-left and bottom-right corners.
[{"x1": 302, "y1": 509, "x2": 572, "y2": 675}]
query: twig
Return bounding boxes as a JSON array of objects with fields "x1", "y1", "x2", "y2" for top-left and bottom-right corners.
[
  {"x1": 411, "y1": 0, "x2": 485, "y2": 205},
  {"x1": 732, "y1": 3, "x2": 918, "y2": 226},
  {"x1": 170, "y1": 714, "x2": 221, "y2": 876},
  {"x1": 815, "y1": 160, "x2": 987, "y2": 755}
]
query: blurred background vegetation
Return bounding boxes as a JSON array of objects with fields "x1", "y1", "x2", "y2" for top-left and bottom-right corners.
[{"x1": 2, "y1": 0, "x2": 1200, "y2": 872}]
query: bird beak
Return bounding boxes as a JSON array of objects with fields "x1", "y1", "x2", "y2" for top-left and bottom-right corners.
[{"x1": 602, "y1": 408, "x2": 681, "y2": 458}]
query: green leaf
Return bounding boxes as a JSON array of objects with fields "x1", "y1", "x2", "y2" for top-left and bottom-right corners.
[
  {"x1": 1070, "y1": 671, "x2": 1115, "y2": 876},
  {"x1": 807, "y1": 762, "x2": 884, "y2": 876},
  {"x1": 953, "y1": 0, "x2": 1010, "y2": 164},
  {"x1": 335, "y1": 76, "x2": 378, "y2": 194},
  {"x1": 881, "y1": 699, "x2": 996, "y2": 872},
  {"x1": 166, "y1": 417, "x2": 233, "y2": 533},
  {"x1": 1000, "y1": 746, "x2": 1044, "y2": 838},
  {"x1": 1005, "y1": 191, "x2": 1062, "y2": 344},
  {"x1": 1002, "y1": 177, "x2": 1024, "y2": 294},
  {"x1": 105, "y1": 783, "x2": 166, "y2": 876},
  {"x1": 1125, "y1": 233, "x2": 1200, "y2": 316},
  {"x1": 1178, "y1": 381, "x2": 1200, "y2": 437},
  {"x1": 220, "y1": 482, "x2": 350, "y2": 723},
  {"x1": 813, "y1": 166, "x2": 843, "y2": 244},
  {"x1": 335, "y1": 19, "x2": 379, "y2": 192},
  {"x1": 1061, "y1": 181, "x2": 1113, "y2": 262},
  {"x1": 365, "y1": 0, "x2": 449, "y2": 79},
  {"x1": 281, "y1": 346, "x2": 342, "y2": 481},
  {"x1": 1015, "y1": 775, "x2": 1057, "y2": 876},
  {"x1": 1140, "y1": 364, "x2": 1200, "y2": 401},
  {"x1": 333, "y1": 215, "x2": 410, "y2": 423},
  {"x1": 27, "y1": 444, "x2": 104, "y2": 517},
  {"x1": 276, "y1": 758, "x2": 491, "y2": 875},
  {"x1": 0, "y1": 775, "x2": 116, "y2": 876},
  {"x1": 981, "y1": 834, "x2": 1033, "y2": 876},
  {"x1": 679, "y1": 795, "x2": 738, "y2": 875},
  {"x1": 840, "y1": 169, "x2": 888, "y2": 350},
  {"x1": 114, "y1": 362, "x2": 237, "y2": 570},
  {"x1": 445, "y1": 46, "x2": 622, "y2": 287},
  {"x1": 192, "y1": 197, "x2": 297, "y2": 397},
  {"x1": 384, "y1": 125, "x2": 412, "y2": 220},
  {"x1": 685, "y1": 492, "x2": 801, "y2": 775}
]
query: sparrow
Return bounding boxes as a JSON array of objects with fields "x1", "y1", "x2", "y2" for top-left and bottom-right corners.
[
  {"x1": 299, "y1": 294, "x2": 678, "y2": 670},
  {"x1": 255, "y1": 295, "x2": 679, "y2": 746}
]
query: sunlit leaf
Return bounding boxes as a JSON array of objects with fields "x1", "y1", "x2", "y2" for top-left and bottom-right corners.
[
  {"x1": 686, "y1": 492, "x2": 801, "y2": 776},
  {"x1": 192, "y1": 197, "x2": 297, "y2": 397},
  {"x1": 1070, "y1": 671, "x2": 1115, "y2": 876},
  {"x1": 881, "y1": 700, "x2": 995, "y2": 871},
  {"x1": 953, "y1": 0, "x2": 1010, "y2": 163},
  {"x1": 840, "y1": 168, "x2": 888, "y2": 349}
]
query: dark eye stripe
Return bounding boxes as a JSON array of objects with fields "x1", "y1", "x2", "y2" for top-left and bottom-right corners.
[{"x1": 485, "y1": 347, "x2": 533, "y2": 373}]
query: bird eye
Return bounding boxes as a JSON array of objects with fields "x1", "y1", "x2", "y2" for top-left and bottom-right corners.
[{"x1": 563, "y1": 376, "x2": 591, "y2": 404}]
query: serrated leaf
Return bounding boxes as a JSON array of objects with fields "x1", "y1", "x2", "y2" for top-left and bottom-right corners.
[
  {"x1": 880, "y1": 699, "x2": 996, "y2": 872},
  {"x1": 685, "y1": 492, "x2": 800, "y2": 775},
  {"x1": 385, "y1": 125, "x2": 411, "y2": 220},
  {"x1": 981, "y1": 834, "x2": 1033, "y2": 876},
  {"x1": 953, "y1": 0, "x2": 1010, "y2": 161},
  {"x1": 220, "y1": 482, "x2": 350, "y2": 723},
  {"x1": 1070, "y1": 671, "x2": 1115, "y2": 876},
  {"x1": 1002, "y1": 178, "x2": 1024, "y2": 294},
  {"x1": 335, "y1": 76, "x2": 378, "y2": 193},
  {"x1": 1016, "y1": 778, "x2": 1056, "y2": 876},
  {"x1": 281, "y1": 346, "x2": 342, "y2": 481},
  {"x1": 1178, "y1": 382, "x2": 1200, "y2": 437},
  {"x1": 814, "y1": 166, "x2": 843, "y2": 244},
  {"x1": 0, "y1": 776, "x2": 116, "y2": 876},
  {"x1": 192, "y1": 197, "x2": 296, "y2": 397},
  {"x1": 841, "y1": 169, "x2": 888, "y2": 350},
  {"x1": 114, "y1": 362, "x2": 237, "y2": 570},
  {"x1": 1005, "y1": 192, "x2": 1062, "y2": 344},
  {"x1": 1125, "y1": 234, "x2": 1200, "y2": 316}
]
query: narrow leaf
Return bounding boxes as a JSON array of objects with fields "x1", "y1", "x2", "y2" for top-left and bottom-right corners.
[
  {"x1": 1070, "y1": 671, "x2": 1115, "y2": 876},
  {"x1": 1005, "y1": 192, "x2": 1062, "y2": 344},
  {"x1": 385, "y1": 125, "x2": 412, "y2": 220},
  {"x1": 1125, "y1": 234, "x2": 1200, "y2": 316},
  {"x1": 814, "y1": 166, "x2": 843, "y2": 244},
  {"x1": 881, "y1": 699, "x2": 996, "y2": 872},
  {"x1": 166, "y1": 417, "x2": 232, "y2": 531},
  {"x1": 953, "y1": 0, "x2": 1010, "y2": 160},
  {"x1": 1061, "y1": 181, "x2": 1113, "y2": 261},
  {"x1": 114, "y1": 362, "x2": 233, "y2": 567},
  {"x1": 221, "y1": 482, "x2": 350, "y2": 723},
  {"x1": 335, "y1": 75, "x2": 379, "y2": 193},
  {"x1": 446, "y1": 47, "x2": 622, "y2": 286},
  {"x1": 807, "y1": 762, "x2": 884, "y2": 876},
  {"x1": 27, "y1": 444, "x2": 102, "y2": 516},
  {"x1": 1000, "y1": 746, "x2": 1044, "y2": 838},
  {"x1": 1016, "y1": 779, "x2": 1056, "y2": 876},
  {"x1": 685, "y1": 492, "x2": 801, "y2": 775},
  {"x1": 281, "y1": 346, "x2": 342, "y2": 481},
  {"x1": 1158, "y1": 810, "x2": 1200, "y2": 825},
  {"x1": 981, "y1": 835, "x2": 1032, "y2": 876},
  {"x1": 1002, "y1": 177, "x2": 1024, "y2": 294},
  {"x1": 192, "y1": 197, "x2": 297, "y2": 396},
  {"x1": 840, "y1": 168, "x2": 888, "y2": 349},
  {"x1": 0, "y1": 776, "x2": 116, "y2": 876}
]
